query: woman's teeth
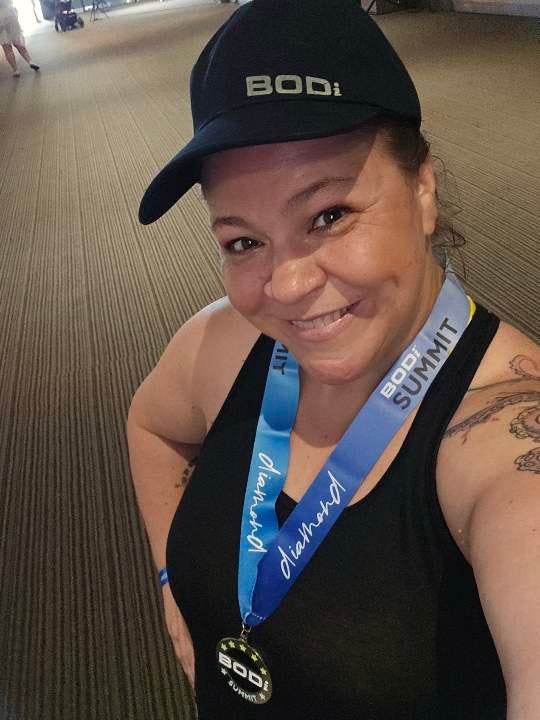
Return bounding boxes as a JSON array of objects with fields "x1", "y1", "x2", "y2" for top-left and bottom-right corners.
[{"x1": 291, "y1": 306, "x2": 349, "y2": 330}]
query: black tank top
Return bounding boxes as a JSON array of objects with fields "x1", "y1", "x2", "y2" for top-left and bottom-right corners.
[{"x1": 166, "y1": 305, "x2": 506, "y2": 720}]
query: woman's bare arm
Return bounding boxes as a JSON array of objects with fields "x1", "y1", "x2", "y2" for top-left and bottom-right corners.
[
  {"x1": 439, "y1": 347, "x2": 540, "y2": 717},
  {"x1": 127, "y1": 312, "x2": 208, "y2": 571},
  {"x1": 126, "y1": 306, "x2": 221, "y2": 689}
]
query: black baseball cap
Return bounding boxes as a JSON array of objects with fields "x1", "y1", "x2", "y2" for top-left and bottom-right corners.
[{"x1": 139, "y1": 0, "x2": 421, "y2": 225}]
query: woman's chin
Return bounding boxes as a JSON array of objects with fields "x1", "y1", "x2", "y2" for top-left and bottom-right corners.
[{"x1": 298, "y1": 353, "x2": 370, "y2": 387}]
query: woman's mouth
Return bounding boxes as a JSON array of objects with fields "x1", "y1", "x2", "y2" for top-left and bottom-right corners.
[
  {"x1": 291, "y1": 306, "x2": 350, "y2": 330},
  {"x1": 288, "y1": 302, "x2": 360, "y2": 340}
]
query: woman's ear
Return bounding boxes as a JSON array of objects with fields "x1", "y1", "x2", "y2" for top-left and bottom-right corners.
[{"x1": 416, "y1": 155, "x2": 438, "y2": 237}]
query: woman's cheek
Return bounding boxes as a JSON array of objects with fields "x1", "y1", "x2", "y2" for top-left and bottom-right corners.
[
  {"x1": 330, "y1": 234, "x2": 391, "y2": 286},
  {"x1": 223, "y1": 265, "x2": 265, "y2": 315}
]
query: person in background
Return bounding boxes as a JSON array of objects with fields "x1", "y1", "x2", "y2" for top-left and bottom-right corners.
[{"x1": 0, "y1": 0, "x2": 40, "y2": 77}]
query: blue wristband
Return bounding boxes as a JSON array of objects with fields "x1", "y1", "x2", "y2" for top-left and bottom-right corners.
[{"x1": 158, "y1": 567, "x2": 169, "y2": 587}]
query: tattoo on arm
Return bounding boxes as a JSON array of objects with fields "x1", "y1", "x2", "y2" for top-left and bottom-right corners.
[
  {"x1": 444, "y1": 390, "x2": 540, "y2": 440},
  {"x1": 509, "y1": 354, "x2": 539, "y2": 381},
  {"x1": 176, "y1": 456, "x2": 198, "y2": 489},
  {"x1": 444, "y1": 354, "x2": 540, "y2": 474},
  {"x1": 514, "y1": 448, "x2": 540, "y2": 475}
]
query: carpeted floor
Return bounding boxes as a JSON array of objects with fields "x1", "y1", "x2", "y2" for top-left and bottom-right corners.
[{"x1": 0, "y1": 3, "x2": 538, "y2": 719}]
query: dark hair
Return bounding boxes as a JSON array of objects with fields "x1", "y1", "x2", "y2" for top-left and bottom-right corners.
[{"x1": 369, "y1": 115, "x2": 465, "y2": 268}]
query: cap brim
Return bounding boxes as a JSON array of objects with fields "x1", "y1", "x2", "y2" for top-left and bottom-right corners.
[{"x1": 138, "y1": 100, "x2": 385, "y2": 225}]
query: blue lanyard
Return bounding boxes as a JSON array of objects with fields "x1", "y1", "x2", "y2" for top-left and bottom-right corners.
[{"x1": 238, "y1": 275, "x2": 475, "y2": 627}]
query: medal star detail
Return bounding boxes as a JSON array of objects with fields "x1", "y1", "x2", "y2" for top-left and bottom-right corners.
[{"x1": 216, "y1": 636, "x2": 272, "y2": 704}]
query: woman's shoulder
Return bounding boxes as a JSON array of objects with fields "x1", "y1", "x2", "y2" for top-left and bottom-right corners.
[
  {"x1": 129, "y1": 297, "x2": 261, "y2": 445},
  {"x1": 177, "y1": 295, "x2": 258, "y2": 345},
  {"x1": 442, "y1": 319, "x2": 539, "y2": 454},
  {"x1": 174, "y1": 296, "x2": 262, "y2": 430},
  {"x1": 466, "y1": 319, "x2": 539, "y2": 389},
  {"x1": 436, "y1": 319, "x2": 539, "y2": 556},
  {"x1": 447, "y1": 320, "x2": 539, "y2": 436}
]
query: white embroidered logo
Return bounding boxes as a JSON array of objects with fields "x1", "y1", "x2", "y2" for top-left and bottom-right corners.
[{"x1": 246, "y1": 75, "x2": 342, "y2": 97}]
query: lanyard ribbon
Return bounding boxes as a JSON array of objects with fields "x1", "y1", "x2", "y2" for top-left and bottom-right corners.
[{"x1": 238, "y1": 274, "x2": 475, "y2": 627}]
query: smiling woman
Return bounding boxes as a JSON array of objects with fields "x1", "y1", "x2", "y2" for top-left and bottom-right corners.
[
  {"x1": 128, "y1": 1, "x2": 540, "y2": 718},
  {"x1": 202, "y1": 129, "x2": 441, "y2": 386}
]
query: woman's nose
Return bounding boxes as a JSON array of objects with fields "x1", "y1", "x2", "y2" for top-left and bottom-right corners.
[{"x1": 263, "y1": 254, "x2": 326, "y2": 305}]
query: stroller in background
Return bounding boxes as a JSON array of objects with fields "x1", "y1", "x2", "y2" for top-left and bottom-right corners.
[{"x1": 54, "y1": 0, "x2": 84, "y2": 31}]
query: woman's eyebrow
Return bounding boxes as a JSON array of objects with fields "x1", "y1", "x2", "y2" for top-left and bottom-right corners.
[
  {"x1": 211, "y1": 215, "x2": 251, "y2": 232},
  {"x1": 210, "y1": 176, "x2": 355, "y2": 232},
  {"x1": 285, "y1": 176, "x2": 355, "y2": 210}
]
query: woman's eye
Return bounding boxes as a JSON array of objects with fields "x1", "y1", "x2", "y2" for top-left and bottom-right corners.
[
  {"x1": 312, "y1": 207, "x2": 350, "y2": 231},
  {"x1": 225, "y1": 237, "x2": 261, "y2": 254}
]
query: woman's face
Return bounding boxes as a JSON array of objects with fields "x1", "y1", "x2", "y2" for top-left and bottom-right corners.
[{"x1": 203, "y1": 130, "x2": 440, "y2": 385}]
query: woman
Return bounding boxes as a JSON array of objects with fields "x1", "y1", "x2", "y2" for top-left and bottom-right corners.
[
  {"x1": 128, "y1": 1, "x2": 540, "y2": 718},
  {"x1": 0, "y1": 0, "x2": 39, "y2": 77}
]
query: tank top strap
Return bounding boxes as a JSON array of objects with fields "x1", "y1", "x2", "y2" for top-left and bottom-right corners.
[
  {"x1": 390, "y1": 303, "x2": 500, "y2": 557},
  {"x1": 205, "y1": 332, "x2": 274, "y2": 445}
]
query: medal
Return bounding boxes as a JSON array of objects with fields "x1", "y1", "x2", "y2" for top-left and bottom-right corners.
[
  {"x1": 216, "y1": 625, "x2": 272, "y2": 704},
  {"x1": 217, "y1": 272, "x2": 474, "y2": 702}
]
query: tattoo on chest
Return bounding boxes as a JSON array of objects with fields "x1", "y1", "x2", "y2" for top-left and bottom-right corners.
[
  {"x1": 444, "y1": 354, "x2": 540, "y2": 474},
  {"x1": 176, "y1": 456, "x2": 198, "y2": 489}
]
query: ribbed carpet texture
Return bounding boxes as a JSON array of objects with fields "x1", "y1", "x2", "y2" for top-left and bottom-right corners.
[{"x1": 0, "y1": 2, "x2": 538, "y2": 718}]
